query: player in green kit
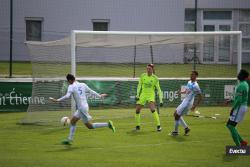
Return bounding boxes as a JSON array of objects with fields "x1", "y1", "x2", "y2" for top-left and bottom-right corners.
[
  {"x1": 226, "y1": 69, "x2": 249, "y2": 146},
  {"x1": 135, "y1": 64, "x2": 163, "y2": 132}
]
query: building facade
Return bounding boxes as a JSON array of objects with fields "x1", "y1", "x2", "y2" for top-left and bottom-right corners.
[{"x1": 0, "y1": 0, "x2": 249, "y2": 63}]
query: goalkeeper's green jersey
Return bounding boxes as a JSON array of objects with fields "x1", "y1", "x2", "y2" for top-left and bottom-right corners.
[
  {"x1": 136, "y1": 73, "x2": 163, "y2": 103},
  {"x1": 232, "y1": 81, "x2": 249, "y2": 110}
]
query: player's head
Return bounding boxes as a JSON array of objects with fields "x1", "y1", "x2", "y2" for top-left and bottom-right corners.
[
  {"x1": 147, "y1": 63, "x2": 155, "y2": 75},
  {"x1": 190, "y1": 71, "x2": 198, "y2": 81},
  {"x1": 66, "y1": 74, "x2": 75, "y2": 84},
  {"x1": 237, "y1": 69, "x2": 249, "y2": 81}
]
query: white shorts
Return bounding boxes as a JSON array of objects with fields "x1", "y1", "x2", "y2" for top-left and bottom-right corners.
[
  {"x1": 176, "y1": 101, "x2": 193, "y2": 116},
  {"x1": 230, "y1": 105, "x2": 247, "y2": 123},
  {"x1": 73, "y1": 106, "x2": 92, "y2": 123}
]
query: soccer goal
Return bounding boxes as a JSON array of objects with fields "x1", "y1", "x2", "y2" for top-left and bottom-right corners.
[{"x1": 23, "y1": 30, "x2": 242, "y2": 125}]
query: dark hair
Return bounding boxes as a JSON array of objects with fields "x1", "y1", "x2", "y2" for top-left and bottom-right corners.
[
  {"x1": 192, "y1": 71, "x2": 199, "y2": 76},
  {"x1": 147, "y1": 63, "x2": 155, "y2": 74},
  {"x1": 147, "y1": 63, "x2": 154, "y2": 69},
  {"x1": 66, "y1": 74, "x2": 75, "y2": 81},
  {"x1": 237, "y1": 69, "x2": 249, "y2": 81}
]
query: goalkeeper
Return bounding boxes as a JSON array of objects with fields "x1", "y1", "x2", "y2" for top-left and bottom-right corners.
[{"x1": 135, "y1": 64, "x2": 163, "y2": 132}]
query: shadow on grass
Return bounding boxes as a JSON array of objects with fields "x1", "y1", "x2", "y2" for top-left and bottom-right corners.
[
  {"x1": 222, "y1": 154, "x2": 240, "y2": 162},
  {"x1": 40, "y1": 128, "x2": 66, "y2": 135},
  {"x1": 46, "y1": 146, "x2": 80, "y2": 152},
  {"x1": 222, "y1": 154, "x2": 239, "y2": 162},
  {"x1": 16, "y1": 122, "x2": 67, "y2": 135},
  {"x1": 46, "y1": 144, "x2": 106, "y2": 152},
  {"x1": 126, "y1": 130, "x2": 155, "y2": 136},
  {"x1": 168, "y1": 135, "x2": 188, "y2": 142},
  {"x1": 16, "y1": 122, "x2": 48, "y2": 126}
]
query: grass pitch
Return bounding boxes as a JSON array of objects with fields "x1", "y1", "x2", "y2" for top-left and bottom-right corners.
[{"x1": 0, "y1": 107, "x2": 250, "y2": 167}]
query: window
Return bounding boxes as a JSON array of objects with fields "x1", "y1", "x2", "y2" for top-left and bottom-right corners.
[
  {"x1": 239, "y1": 10, "x2": 250, "y2": 57},
  {"x1": 184, "y1": 9, "x2": 196, "y2": 63},
  {"x1": 203, "y1": 11, "x2": 232, "y2": 20},
  {"x1": 184, "y1": 9, "x2": 195, "y2": 32},
  {"x1": 243, "y1": 52, "x2": 250, "y2": 63},
  {"x1": 243, "y1": 38, "x2": 250, "y2": 50},
  {"x1": 25, "y1": 17, "x2": 43, "y2": 41},
  {"x1": 240, "y1": 10, "x2": 250, "y2": 22},
  {"x1": 185, "y1": 23, "x2": 195, "y2": 32},
  {"x1": 92, "y1": 19, "x2": 109, "y2": 31},
  {"x1": 185, "y1": 9, "x2": 196, "y2": 21},
  {"x1": 240, "y1": 24, "x2": 250, "y2": 36}
]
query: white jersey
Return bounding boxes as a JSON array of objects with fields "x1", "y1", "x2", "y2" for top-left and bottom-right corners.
[
  {"x1": 58, "y1": 81, "x2": 101, "y2": 110},
  {"x1": 182, "y1": 80, "x2": 201, "y2": 104}
]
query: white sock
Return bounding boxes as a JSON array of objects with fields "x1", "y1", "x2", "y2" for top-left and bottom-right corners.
[
  {"x1": 68, "y1": 125, "x2": 76, "y2": 140},
  {"x1": 174, "y1": 120, "x2": 180, "y2": 132},
  {"x1": 92, "y1": 122, "x2": 108, "y2": 129},
  {"x1": 179, "y1": 117, "x2": 188, "y2": 129}
]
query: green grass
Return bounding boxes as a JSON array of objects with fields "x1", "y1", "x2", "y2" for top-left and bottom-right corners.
[
  {"x1": 1, "y1": 107, "x2": 250, "y2": 167},
  {"x1": 0, "y1": 61, "x2": 32, "y2": 77},
  {"x1": 1, "y1": 61, "x2": 250, "y2": 78}
]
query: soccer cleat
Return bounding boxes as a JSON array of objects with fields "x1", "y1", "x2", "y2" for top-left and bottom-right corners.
[
  {"x1": 240, "y1": 140, "x2": 248, "y2": 146},
  {"x1": 184, "y1": 127, "x2": 191, "y2": 136},
  {"x1": 157, "y1": 125, "x2": 162, "y2": 132},
  {"x1": 61, "y1": 139, "x2": 72, "y2": 145},
  {"x1": 135, "y1": 126, "x2": 140, "y2": 131},
  {"x1": 169, "y1": 131, "x2": 178, "y2": 136},
  {"x1": 108, "y1": 120, "x2": 116, "y2": 133}
]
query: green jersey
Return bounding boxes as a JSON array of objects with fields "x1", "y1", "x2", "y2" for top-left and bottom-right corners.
[
  {"x1": 232, "y1": 81, "x2": 249, "y2": 110},
  {"x1": 136, "y1": 73, "x2": 163, "y2": 103}
]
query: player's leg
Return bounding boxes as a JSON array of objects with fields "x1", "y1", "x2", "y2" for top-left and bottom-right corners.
[
  {"x1": 226, "y1": 119, "x2": 240, "y2": 146},
  {"x1": 80, "y1": 110, "x2": 116, "y2": 132},
  {"x1": 84, "y1": 122, "x2": 115, "y2": 132},
  {"x1": 148, "y1": 101, "x2": 161, "y2": 131},
  {"x1": 62, "y1": 113, "x2": 80, "y2": 145},
  {"x1": 227, "y1": 106, "x2": 248, "y2": 146},
  {"x1": 135, "y1": 95, "x2": 146, "y2": 130},
  {"x1": 179, "y1": 116, "x2": 190, "y2": 135},
  {"x1": 179, "y1": 103, "x2": 192, "y2": 135},
  {"x1": 236, "y1": 106, "x2": 248, "y2": 146},
  {"x1": 169, "y1": 102, "x2": 187, "y2": 136},
  {"x1": 68, "y1": 116, "x2": 79, "y2": 140},
  {"x1": 135, "y1": 104, "x2": 143, "y2": 130},
  {"x1": 179, "y1": 116, "x2": 187, "y2": 129},
  {"x1": 170, "y1": 111, "x2": 180, "y2": 136}
]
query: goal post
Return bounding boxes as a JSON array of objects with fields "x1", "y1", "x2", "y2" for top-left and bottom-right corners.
[
  {"x1": 237, "y1": 32, "x2": 242, "y2": 73},
  {"x1": 70, "y1": 30, "x2": 242, "y2": 78},
  {"x1": 23, "y1": 30, "x2": 242, "y2": 125}
]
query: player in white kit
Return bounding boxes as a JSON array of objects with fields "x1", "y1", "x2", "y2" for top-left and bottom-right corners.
[
  {"x1": 50, "y1": 74, "x2": 115, "y2": 145},
  {"x1": 169, "y1": 71, "x2": 202, "y2": 136}
]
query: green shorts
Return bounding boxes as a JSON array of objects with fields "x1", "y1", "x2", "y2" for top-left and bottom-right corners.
[{"x1": 136, "y1": 94, "x2": 155, "y2": 105}]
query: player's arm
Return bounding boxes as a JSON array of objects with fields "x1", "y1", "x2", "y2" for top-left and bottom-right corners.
[
  {"x1": 136, "y1": 75, "x2": 143, "y2": 100},
  {"x1": 155, "y1": 77, "x2": 163, "y2": 104},
  {"x1": 50, "y1": 86, "x2": 72, "y2": 102},
  {"x1": 84, "y1": 83, "x2": 107, "y2": 99},
  {"x1": 177, "y1": 86, "x2": 187, "y2": 95}
]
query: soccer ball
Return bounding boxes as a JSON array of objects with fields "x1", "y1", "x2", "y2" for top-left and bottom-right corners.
[{"x1": 60, "y1": 116, "x2": 70, "y2": 126}]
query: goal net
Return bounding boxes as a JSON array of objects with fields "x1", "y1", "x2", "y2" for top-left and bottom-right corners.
[{"x1": 23, "y1": 31, "x2": 242, "y2": 125}]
